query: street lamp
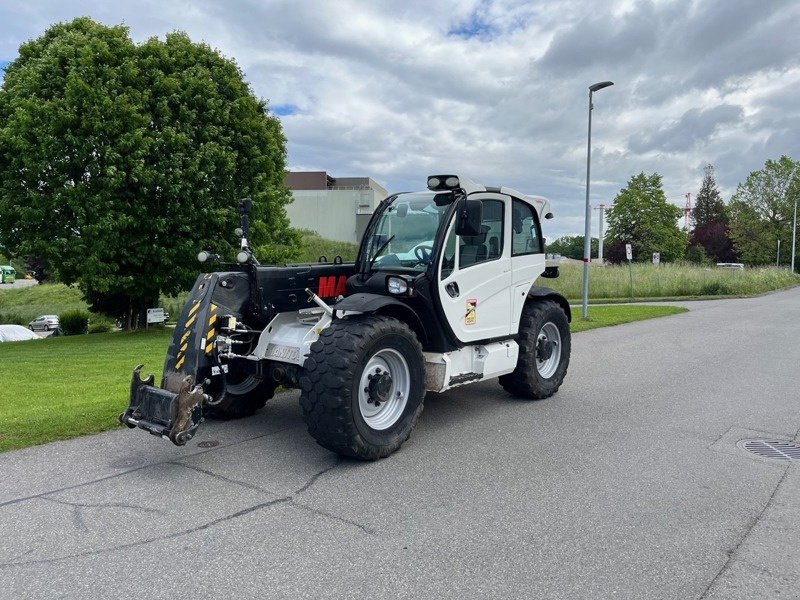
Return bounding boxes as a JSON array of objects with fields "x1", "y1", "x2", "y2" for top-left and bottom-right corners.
[
  {"x1": 582, "y1": 80, "x2": 614, "y2": 319},
  {"x1": 792, "y1": 196, "x2": 797, "y2": 273}
]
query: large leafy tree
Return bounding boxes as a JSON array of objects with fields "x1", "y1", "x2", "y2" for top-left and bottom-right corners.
[
  {"x1": 0, "y1": 18, "x2": 296, "y2": 324},
  {"x1": 728, "y1": 156, "x2": 799, "y2": 266},
  {"x1": 604, "y1": 172, "x2": 687, "y2": 263},
  {"x1": 688, "y1": 164, "x2": 735, "y2": 263}
]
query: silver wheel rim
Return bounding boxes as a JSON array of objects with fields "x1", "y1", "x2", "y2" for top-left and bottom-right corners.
[
  {"x1": 358, "y1": 348, "x2": 410, "y2": 431},
  {"x1": 536, "y1": 322, "x2": 562, "y2": 379}
]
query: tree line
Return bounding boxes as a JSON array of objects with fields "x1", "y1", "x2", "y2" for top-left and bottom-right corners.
[{"x1": 547, "y1": 157, "x2": 800, "y2": 268}]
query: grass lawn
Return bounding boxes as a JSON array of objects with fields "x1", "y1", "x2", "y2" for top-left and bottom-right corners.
[
  {"x1": 570, "y1": 304, "x2": 687, "y2": 333},
  {"x1": 0, "y1": 329, "x2": 172, "y2": 452},
  {"x1": 0, "y1": 304, "x2": 686, "y2": 453}
]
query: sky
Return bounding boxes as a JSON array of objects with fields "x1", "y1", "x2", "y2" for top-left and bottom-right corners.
[{"x1": 1, "y1": 0, "x2": 799, "y2": 239}]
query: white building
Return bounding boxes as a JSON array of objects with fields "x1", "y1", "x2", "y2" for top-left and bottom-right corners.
[{"x1": 284, "y1": 171, "x2": 388, "y2": 243}]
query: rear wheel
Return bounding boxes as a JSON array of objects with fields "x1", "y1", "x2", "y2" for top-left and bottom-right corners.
[
  {"x1": 206, "y1": 373, "x2": 276, "y2": 419},
  {"x1": 299, "y1": 315, "x2": 425, "y2": 460},
  {"x1": 500, "y1": 300, "x2": 571, "y2": 399}
]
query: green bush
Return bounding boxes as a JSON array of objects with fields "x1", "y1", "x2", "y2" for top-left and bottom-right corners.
[
  {"x1": 0, "y1": 312, "x2": 28, "y2": 326},
  {"x1": 87, "y1": 317, "x2": 113, "y2": 334},
  {"x1": 60, "y1": 310, "x2": 90, "y2": 335}
]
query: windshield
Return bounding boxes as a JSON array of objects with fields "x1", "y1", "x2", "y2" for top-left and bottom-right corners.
[{"x1": 365, "y1": 192, "x2": 452, "y2": 272}]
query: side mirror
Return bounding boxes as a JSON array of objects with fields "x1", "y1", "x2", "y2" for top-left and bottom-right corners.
[{"x1": 455, "y1": 198, "x2": 482, "y2": 236}]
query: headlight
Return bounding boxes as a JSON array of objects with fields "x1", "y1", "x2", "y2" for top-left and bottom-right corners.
[
  {"x1": 387, "y1": 276, "x2": 408, "y2": 295},
  {"x1": 197, "y1": 250, "x2": 210, "y2": 262},
  {"x1": 236, "y1": 250, "x2": 250, "y2": 264}
]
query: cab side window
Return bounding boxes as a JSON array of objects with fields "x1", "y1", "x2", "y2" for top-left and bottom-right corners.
[
  {"x1": 459, "y1": 199, "x2": 504, "y2": 269},
  {"x1": 512, "y1": 200, "x2": 542, "y2": 256}
]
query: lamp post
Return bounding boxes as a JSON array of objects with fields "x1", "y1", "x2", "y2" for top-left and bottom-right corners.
[
  {"x1": 792, "y1": 196, "x2": 797, "y2": 273},
  {"x1": 582, "y1": 80, "x2": 614, "y2": 319}
]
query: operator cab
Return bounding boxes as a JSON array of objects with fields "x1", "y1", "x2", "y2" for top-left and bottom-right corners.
[{"x1": 346, "y1": 174, "x2": 553, "y2": 350}]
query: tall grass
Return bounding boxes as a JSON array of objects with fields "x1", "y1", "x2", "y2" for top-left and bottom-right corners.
[{"x1": 548, "y1": 262, "x2": 800, "y2": 301}]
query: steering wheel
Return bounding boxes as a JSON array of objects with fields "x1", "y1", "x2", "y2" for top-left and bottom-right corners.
[{"x1": 414, "y1": 245, "x2": 434, "y2": 264}]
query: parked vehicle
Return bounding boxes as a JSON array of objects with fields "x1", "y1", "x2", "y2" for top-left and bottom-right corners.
[
  {"x1": 28, "y1": 315, "x2": 60, "y2": 332},
  {"x1": 0, "y1": 265, "x2": 16, "y2": 284},
  {"x1": 121, "y1": 176, "x2": 571, "y2": 459}
]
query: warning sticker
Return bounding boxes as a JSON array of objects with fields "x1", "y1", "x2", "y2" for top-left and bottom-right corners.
[{"x1": 465, "y1": 299, "x2": 477, "y2": 325}]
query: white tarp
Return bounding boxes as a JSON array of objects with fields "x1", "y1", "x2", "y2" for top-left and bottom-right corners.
[{"x1": 0, "y1": 324, "x2": 40, "y2": 342}]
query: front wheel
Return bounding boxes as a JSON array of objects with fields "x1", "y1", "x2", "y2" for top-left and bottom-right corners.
[
  {"x1": 206, "y1": 373, "x2": 277, "y2": 419},
  {"x1": 299, "y1": 315, "x2": 425, "y2": 460},
  {"x1": 499, "y1": 300, "x2": 571, "y2": 399}
]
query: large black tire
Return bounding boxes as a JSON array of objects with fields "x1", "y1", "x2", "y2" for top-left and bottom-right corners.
[
  {"x1": 206, "y1": 374, "x2": 277, "y2": 419},
  {"x1": 299, "y1": 315, "x2": 425, "y2": 460},
  {"x1": 499, "y1": 300, "x2": 571, "y2": 399}
]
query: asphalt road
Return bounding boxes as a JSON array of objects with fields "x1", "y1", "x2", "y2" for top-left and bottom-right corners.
[{"x1": 1, "y1": 288, "x2": 799, "y2": 599}]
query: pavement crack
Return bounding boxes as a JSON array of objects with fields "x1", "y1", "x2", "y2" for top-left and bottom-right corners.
[
  {"x1": 292, "y1": 458, "x2": 341, "y2": 496},
  {"x1": 37, "y1": 496, "x2": 160, "y2": 533},
  {"x1": 288, "y1": 502, "x2": 375, "y2": 535},
  {"x1": 168, "y1": 461, "x2": 272, "y2": 494},
  {"x1": 0, "y1": 424, "x2": 300, "y2": 510},
  {"x1": 0, "y1": 455, "x2": 368, "y2": 569},
  {"x1": 0, "y1": 498, "x2": 291, "y2": 569},
  {"x1": 698, "y1": 466, "x2": 790, "y2": 599}
]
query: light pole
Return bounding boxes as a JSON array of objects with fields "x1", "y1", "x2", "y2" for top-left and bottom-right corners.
[
  {"x1": 792, "y1": 196, "x2": 797, "y2": 273},
  {"x1": 582, "y1": 80, "x2": 614, "y2": 319}
]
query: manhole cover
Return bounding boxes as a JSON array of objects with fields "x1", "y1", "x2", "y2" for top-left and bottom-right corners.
[
  {"x1": 110, "y1": 457, "x2": 146, "y2": 469},
  {"x1": 738, "y1": 439, "x2": 800, "y2": 461},
  {"x1": 197, "y1": 440, "x2": 220, "y2": 448}
]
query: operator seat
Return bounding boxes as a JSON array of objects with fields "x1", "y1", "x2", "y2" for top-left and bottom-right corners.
[{"x1": 459, "y1": 225, "x2": 489, "y2": 267}]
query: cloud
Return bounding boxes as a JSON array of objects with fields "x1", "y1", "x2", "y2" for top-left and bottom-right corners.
[
  {"x1": 0, "y1": 0, "x2": 798, "y2": 239},
  {"x1": 628, "y1": 104, "x2": 745, "y2": 154}
]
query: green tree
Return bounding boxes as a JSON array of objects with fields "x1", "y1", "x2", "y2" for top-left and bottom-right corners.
[
  {"x1": 0, "y1": 18, "x2": 297, "y2": 325},
  {"x1": 545, "y1": 235, "x2": 598, "y2": 260},
  {"x1": 689, "y1": 164, "x2": 735, "y2": 263},
  {"x1": 604, "y1": 172, "x2": 687, "y2": 263},
  {"x1": 728, "y1": 156, "x2": 799, "y2": 266}
]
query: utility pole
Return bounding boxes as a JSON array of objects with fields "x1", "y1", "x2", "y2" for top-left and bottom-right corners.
[
  {"x1": 777, "y1": 239, "x2": 781, "y2": 266},
  {"x1": 594, "y1": 204, "x2": 609, "y2": 263}
]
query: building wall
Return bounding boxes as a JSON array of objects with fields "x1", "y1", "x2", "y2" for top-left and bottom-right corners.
[{"x1": 285, "y1": 176, "x2": 388, "y2": 243}]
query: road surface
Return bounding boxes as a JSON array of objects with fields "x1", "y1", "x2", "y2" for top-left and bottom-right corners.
[{"x1": 1, "y1": 288, "x2": 798, "y2": 599}]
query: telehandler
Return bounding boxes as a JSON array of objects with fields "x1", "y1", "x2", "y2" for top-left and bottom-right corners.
[{"x1": 121, "y1": 174, "x2": 571, "y2": 459}]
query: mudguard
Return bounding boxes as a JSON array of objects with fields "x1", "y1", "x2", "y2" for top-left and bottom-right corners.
[{"x1": 528, "y1": 285, "x2": 572, "y2": 322}]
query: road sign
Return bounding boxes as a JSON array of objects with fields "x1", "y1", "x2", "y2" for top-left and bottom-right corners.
[
  {"x1": 147, "y1": 308, "x2": 165, "y2": 324},
  {"x1": 625, "y1": 244, "x2": 632, "y2": 261},
  {"x1": 653, "y1": 252, "x2": 660, "y2": 265}
]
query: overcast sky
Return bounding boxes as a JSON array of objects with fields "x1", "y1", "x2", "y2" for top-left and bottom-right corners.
[{"x1": 1, "y1": 0, "x2": 799, "y2": 239}]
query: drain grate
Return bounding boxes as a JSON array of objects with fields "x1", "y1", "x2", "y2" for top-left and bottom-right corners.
[{"x1": 739, "y1": 439, "x2": 800, "y2": 461}]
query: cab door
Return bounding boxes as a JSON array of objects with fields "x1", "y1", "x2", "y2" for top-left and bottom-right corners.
[{"x1": 438, "y1": 194, "x2": 513, "y2": 343}]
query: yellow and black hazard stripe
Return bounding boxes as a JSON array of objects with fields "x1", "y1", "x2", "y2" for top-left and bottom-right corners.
[
  {"x1": 174, "y1": 300, "x2": 202, "y2": 370},
  {"x1": 204, "y1": 304, "x2": 219, "y2": 355}
]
